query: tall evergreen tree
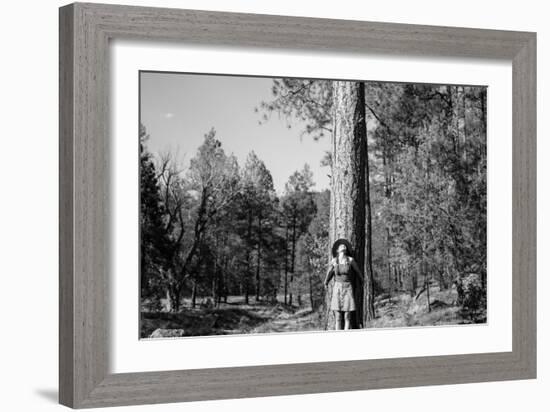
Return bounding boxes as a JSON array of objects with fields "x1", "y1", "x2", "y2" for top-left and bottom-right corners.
[
  {"x1": 139, "y1": 125, "x2": 171, "y2": 310},
  {"x1": 281, "y1": 164, "x2": 317, "y2": 306}
]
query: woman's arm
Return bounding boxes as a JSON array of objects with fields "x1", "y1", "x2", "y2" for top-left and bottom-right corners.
[{"x1": 323, "y1": 258, "x2": 336, "y2": 287}]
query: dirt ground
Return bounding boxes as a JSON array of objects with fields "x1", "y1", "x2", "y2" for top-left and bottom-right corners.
[
  {"x1": 141, "y1": 286, "x2": 486, "y2": 338},
  {"x1": 140, "y1": 297, "x2": 324, "y2": 338}
]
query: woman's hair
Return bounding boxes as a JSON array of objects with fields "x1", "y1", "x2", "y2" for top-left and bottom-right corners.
[{"x1": 335, "y1": 245, "x2": 350, "y2": 276}]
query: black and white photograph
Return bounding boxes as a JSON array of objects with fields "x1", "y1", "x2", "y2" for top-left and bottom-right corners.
[
  {"x1": 2, "y1": 0, "x2": 544, "y2": 410},
  {"x1": 139, "y1": 72, "x2": 487, "y2": 339}
]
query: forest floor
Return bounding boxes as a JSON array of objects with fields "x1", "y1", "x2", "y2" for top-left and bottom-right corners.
[
  {"x1": 140, "y1": 296, "x2": 324, "y2": 338},
  {"x1": 367, "y1": 285, "x2": 487, "y2": 329},
  {"x1": 141, "y1": 286, "x2": 486, "y2": 338}
]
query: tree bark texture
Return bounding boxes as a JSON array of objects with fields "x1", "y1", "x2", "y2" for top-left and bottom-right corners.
[
  {"x1": 328, "y1": 81, "x2": 374, "y2": 328},
  {"x1": 245, "y1": 210, "x2": 252, "y2": 305},
  {"x1": 284, "y1": 224, "x2": 289, "y2": 305},
  {"x1": 289, "y1": 215, "x2": 296, "y2": 306},
  {"x1": 256, "y1": 212, "x2": 262, "y2": 301},
  {"x1": 363, "y1": 112, "x2": 376, "y2": 323}
]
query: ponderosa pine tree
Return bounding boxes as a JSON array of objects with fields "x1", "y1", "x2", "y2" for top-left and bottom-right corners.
[
  {"x1": 259, "y1": 80, "x2": 376, "y2": 324},
  {"x1": 140, "y1": 125, "x2": 172, "y2": 310},
  {"x1": 240, "y1": 151, "x2": 278, "y2": 301},
  {"x1": 281, "y1": 164, "x2": 317, "y2": 306}
]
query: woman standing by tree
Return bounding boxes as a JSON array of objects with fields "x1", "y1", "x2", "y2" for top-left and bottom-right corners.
[{"x1": 324, "y1": 239, "x2": 364, "y2": 330}]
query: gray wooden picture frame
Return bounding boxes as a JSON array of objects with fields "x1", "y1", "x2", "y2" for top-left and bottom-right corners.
[{"x1": 59, "y1": 2, "x2": 536, "y2": 409}]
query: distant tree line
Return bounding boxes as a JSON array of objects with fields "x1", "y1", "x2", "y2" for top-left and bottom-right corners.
[{"x1": 140, "y1": 126, "x2": 325, "y2": 312}]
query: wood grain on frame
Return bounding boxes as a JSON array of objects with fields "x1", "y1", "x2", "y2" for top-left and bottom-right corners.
[{"x1": 59, "y1": 2, "x2": 536, "y2": 408}]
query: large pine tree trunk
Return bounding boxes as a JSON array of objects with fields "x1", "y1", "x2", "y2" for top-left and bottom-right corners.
[
  {"x1": 284, "y1": 224, "x2": 289, "y2": 305},
  {"x1": 255, "y1": 212, "x2": 262, "y2": 301},
  {"x1": 212, "y1": 233, "x2": 219, "y2": 303},
  {"x1": 289, "y1": 215, "x2": 297, "y2": 306},
  {"x1": 245, "y1": 210, "x2": 252, "y2": 305},
  {"x1": 363, "y1": 125, "x2": 376, "y2": 322},
  {"x1": 309, "y1": 271, "x2": 314, "y2": 310},
  {"x1": 329, "y1": 81, "x2": 375, "y2": 328},
  {"x1": 383, "y1": 146, "x2": 394, "y2": 297},
  {"x1": 456, "y1": 85, "x2": 467, "y2": 162},
  {"x1": 191, "y1": 279, "x2": 197, "y2": 309}
]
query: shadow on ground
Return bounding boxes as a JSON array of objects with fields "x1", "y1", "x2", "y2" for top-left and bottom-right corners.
[
  {"x1": 35, "y1": 389, "x2": 58, "y2": 404},
  {"x1": 141, "y1": 305, "x2": 270, "y2": 338}
]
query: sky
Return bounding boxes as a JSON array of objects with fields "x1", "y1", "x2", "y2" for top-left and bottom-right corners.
[{"x1": 140, "y1": 72, "x2": 331, "y2": 194}]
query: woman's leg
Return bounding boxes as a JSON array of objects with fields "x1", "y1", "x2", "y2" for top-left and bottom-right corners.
[
  {"x1": 344, "y1": 312, "x2": 351, "y2": 330},
  {"x1": 335, "y1": 311, "x2": 344, "y2": 330}
]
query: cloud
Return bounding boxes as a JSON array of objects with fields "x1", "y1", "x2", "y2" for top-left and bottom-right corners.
[{"x1": 163, "y1": 112, "x2": 174, "y2": 119}]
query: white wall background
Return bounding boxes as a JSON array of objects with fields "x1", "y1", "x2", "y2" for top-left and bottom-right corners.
[{"x1": 0, "y1": 0, "x2": 546, "y2": 411}]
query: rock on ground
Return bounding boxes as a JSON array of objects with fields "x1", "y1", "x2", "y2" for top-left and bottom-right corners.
[{"x1": 149, "y1": 328, "x2": 186, "y2": 338}]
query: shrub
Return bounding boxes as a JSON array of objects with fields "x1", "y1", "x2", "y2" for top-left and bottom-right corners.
[{"x1": 456, "y1": 273, "x2": 485, "y2": 314}]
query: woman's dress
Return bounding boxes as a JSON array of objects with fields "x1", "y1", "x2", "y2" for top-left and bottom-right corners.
[{"x1": 330, "y1": 260, "x2": 356, "y2": 312}]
